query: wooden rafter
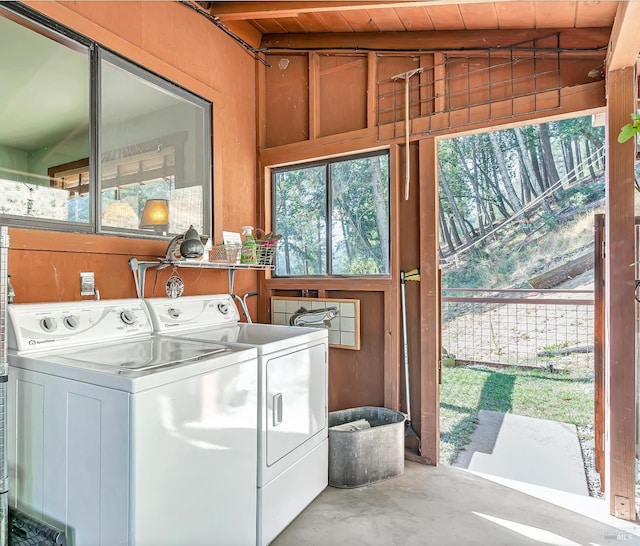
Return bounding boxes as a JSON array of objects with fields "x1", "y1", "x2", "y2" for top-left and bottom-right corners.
[
  {"x1": 261, "y1": 27, "x2": 610, "y2": 52},
  {"x1": 208, "y1": 1, "x2": 511, "y2": 21},
  {"x1": 607, "y1": 0, "x2": 640, "y2": 70}
]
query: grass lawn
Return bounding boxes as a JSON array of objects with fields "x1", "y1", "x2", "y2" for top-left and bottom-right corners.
[{"x1": 439, "y1": 364, "x2": 594, "y2": 465}]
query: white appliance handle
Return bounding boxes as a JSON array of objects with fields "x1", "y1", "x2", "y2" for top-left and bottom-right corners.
[{"x1": 273, "y1": 393, "x2": 283, "y2": 426}]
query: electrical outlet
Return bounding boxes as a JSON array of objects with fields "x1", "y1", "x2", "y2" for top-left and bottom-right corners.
[{"x1": 80, "y1": 272, "x2": 95, "y2": 296}]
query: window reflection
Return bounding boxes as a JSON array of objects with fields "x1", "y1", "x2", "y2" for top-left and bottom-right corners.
[
  {"x1": 0, "y1": 7, "x2": 212, "y2": 236},
  {"x1": 100, "y1": 53, "x2": 210, "y2": 235},
  {"x1": 0, "y1": 13, "x2": 90, "y2": 224}
]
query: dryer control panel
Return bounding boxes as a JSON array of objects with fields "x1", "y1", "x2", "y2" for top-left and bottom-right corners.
[
  {"x1": 146, "y1": 294, "x2": 239, "y2": 333},
  {"x1": 8, "y1": 299, "x2": 152, "y2": 353}
]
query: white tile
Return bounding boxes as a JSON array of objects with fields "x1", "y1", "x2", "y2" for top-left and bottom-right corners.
[
  {"x1": 273, "y1": 299, "x2": 285, "y2": 313},
  {"x1": 286, "y1": 299, "x2": 302, "y2": 313},
  {"x1": 273, "y1": 312, "x2": 287, "y2": 326},
  {"x1": 311, "y1": 300, "x2": 325, "y2": 310},
  {"x1": 328, "y1": 330, "x2": 340, "y2": 345},
  {"x1": 341, "y1": 317, "x2": 355, "y2": 332},
  {"x1": 340, "y1": 332, "x2": 356, "y2": 347},
  {"x1": 329, "y1": 317, "x2": 340, "y2": 331},
  {"x1": 340, "y1": 302, "x2": 356, "y2": 318}
]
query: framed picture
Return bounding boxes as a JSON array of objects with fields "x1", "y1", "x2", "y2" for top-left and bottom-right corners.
[{"x1": 271, "y1": 297, "x2": 361, "y2": 350}]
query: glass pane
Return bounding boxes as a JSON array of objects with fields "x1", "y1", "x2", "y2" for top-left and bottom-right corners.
[
  {"x1": 330, "y1": 154, "x2": 390, "y2": 275},
  {"x1": 274, "y1": 166, "x2": 327, "y2": 275},
  {"x1": 100, "y1": 54, "x2": 210, "y2": 235},
  {"x1": 0, "y1": 14, "x2": 90, "y2": 224}
]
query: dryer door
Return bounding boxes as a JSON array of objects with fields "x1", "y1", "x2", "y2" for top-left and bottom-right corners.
[{"x1": 265, "y1": 343, "x2": 327, "y2": 467}]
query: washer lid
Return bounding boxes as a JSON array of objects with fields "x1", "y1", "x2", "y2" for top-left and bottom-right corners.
[
  {"x1": 46, "y1": 336, "x2": 229, "y2": 372},
  {"x1": 164, "y1": 323, "x2": 328, "y2": 355}
]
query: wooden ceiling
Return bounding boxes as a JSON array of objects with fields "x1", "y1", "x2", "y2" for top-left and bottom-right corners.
[{"x1": 206, "y1": 1, "x2": 620, "y2": 36}]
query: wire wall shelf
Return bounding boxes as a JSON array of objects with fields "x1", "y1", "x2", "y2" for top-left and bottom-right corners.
[{"x1": 377, "y1": 33, "x2": 562, "y2": 140}]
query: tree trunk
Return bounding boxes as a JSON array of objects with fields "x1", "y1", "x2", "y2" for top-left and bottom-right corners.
[
  {"x1": 572, "y1": 139, "x2": 583, "y2": 181},
  {"x1": 439, "y1": 202, "x2": 456, "y2": 255},
  {"x1": 455, "y1": 139, "x2": 489, "y2": 236},
  {"x1": 539, "y1": 122, "x2": 561, "y2": 189},
  {"x1": 530, "y1": 146, "x2": 547, "y2": 190},
  {"x1": 580, "y1": 129, "x2": 605, "y2": 170},
  {"x1": 449, "y1": 214, "x2": 463, "y2": 246},
  {"x1": 439, "y1": 164, "x2": 473, "y2": 245},
  {"x1": 477, "y1": 146, "x2": 510, "y2": 220},
  {"x1": 562, "y1": 140, "x2": 577, "y2": 184},
  {"x1": 584, "y1": 139, "x2": 598, "y2": 182},
  {"x1": 370, "y1": 156, "x2": 390, "y2": 273},
  {"x1": 279, "y1": 184, "x2": 292, "y2": 274},
  {"x1": 488, "y1": 131, "x2": 528, "y2": 227},
  {"x1": 514, "y1": 127, "x2": 552, "y2": 213}
]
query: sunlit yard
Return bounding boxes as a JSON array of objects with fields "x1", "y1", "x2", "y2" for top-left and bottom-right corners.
[{"x1": 440, "y1": 364, "x2": 594, "y2": 465}]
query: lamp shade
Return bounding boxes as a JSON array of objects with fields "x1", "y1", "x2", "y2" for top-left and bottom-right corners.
[
  {"x1": 102, "y1": 200, "x2": 139, "y2": 229},
  {"x1": 139, "y1": 199, "x2": 169, "y2": 230}
]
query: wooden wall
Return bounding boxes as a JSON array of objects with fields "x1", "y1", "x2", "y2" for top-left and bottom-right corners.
[
  {"x1": 8, "y1": 1, "x2": 258, "y2": 304},
  {"x1": 258, "y1": 40, "x2": 607, "y2": 462}
]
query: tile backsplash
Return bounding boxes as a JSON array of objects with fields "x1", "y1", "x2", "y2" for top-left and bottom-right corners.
[{"x1": 271, "y1": 297, "x2": 360, "y2": 350}]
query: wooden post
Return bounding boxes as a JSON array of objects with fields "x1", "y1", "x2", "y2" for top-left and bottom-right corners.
[
  {"x1": 385, "y1": 144, "x2": 401, "y2": 411},
  {"x1": 605, "y1": 65, "x2": 637, "y2": 520},
  {"x1": 593, "y1": 213, "x2": 605, "y2": 489},
  {"x1": 367, "y1": 51, "x2": 378, "y2": 129},
  {"x1": 309, "y1": 52, "x2": 320, "y2": 140},
  {"x1": 418, "y1": 137, "x2": 440, "y2": 465}
]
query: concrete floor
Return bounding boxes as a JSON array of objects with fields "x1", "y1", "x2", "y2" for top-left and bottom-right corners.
[
  {"x1": 273, "y1": 462, "x2": 640, "y2": 545},
  {"x1": 454, "y1": 410, "x2": 589, "y2": 496}
]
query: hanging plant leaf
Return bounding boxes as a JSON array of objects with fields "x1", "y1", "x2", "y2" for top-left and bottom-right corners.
[{"x1": 618, "y1": 113, "x2": 640, "y2": 143}]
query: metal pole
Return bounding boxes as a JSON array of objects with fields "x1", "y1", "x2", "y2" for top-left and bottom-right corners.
[
  {"x1": 0, "y1": 226, "x2": 9, "y2": 546},
  {"x1": 404, "y1": 77, "x2": 410, "y2": 200},
  {"x1": 400, "y1": 271, "x2": 412, "y2": 422}
]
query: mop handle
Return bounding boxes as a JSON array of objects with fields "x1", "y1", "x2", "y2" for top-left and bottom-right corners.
[{"x1": 400, "y1": 271, "x2": 412, "y2": 423}]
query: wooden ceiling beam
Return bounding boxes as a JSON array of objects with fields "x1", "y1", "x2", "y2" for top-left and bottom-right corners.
[
  {"x1": 261, "y1": 27, "x2": 610, "y2": 51},
  {"x1": 607, "y1": 0, "x2": 640, "y2": 71},
  {"x1": 208, "y1": 1, "x2": 511, "y2": 21},
  {"x1": 223, "y1": 20, "x2": 263, "y2": 49}
]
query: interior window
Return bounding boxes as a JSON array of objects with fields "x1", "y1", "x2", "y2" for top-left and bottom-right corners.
[
  {"x1": 99, "y1": 52, "x2": 210, "y2": 236},
  {"x1": 0, "y1": 12, "x2": 90, "y2": 227},
  {"x1": 273, "y1": 151, "x2": 390, "y2": 276},
  {"x1": 0, "y1": 6, "x2": 212, "y2": 237}
]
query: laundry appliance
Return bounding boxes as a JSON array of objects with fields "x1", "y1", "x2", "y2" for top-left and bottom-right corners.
[
  {"x1": 7, "y1": 298, "x2": 258, "y2": 546},
  {"x1": 145, "y1": 295, "x2": 328, "y2": 546}
]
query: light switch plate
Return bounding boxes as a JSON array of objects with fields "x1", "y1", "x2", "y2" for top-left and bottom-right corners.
[{"x1": 80, "y1": 271, "x2": 95, "y2": 296}]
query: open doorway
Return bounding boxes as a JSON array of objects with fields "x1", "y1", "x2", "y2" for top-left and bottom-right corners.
[{"x1": 437, "y1": 114, "x2": 605, "y2": 501}]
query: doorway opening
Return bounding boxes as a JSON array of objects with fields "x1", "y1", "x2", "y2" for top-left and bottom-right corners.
[{"x1": 437, "y1": 114, "x2": 605, "y2": 501}]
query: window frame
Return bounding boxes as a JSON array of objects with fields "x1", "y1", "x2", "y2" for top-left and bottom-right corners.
[
  {"x1": 0, "y1": 2, "x2": 212, "y2": 239},
  {"x1": 271, "y1": 149, "x2": 391, "y2": 278}
]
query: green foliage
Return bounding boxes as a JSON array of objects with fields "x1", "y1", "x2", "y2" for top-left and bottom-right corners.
[
  {"x1": 439, "y1": 114, "x2": 605, "y2": 290},
  {"x1": 440, "y1": 364, "x2": 593, "y2": 465},
  {"x1": 274, "y1": 154, "x2": 390, "y2": 276},
  {"x1": 618, "y1": 113, "x2": 640, "y2": 143}
]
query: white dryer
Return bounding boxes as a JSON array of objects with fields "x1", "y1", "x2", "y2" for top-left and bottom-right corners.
[
  {"x1": 7, "y1": 298, "x2": 258, "y2": 546},
  {"x1": 145, "y1": 295, "x2": 328, "y2": 546}
]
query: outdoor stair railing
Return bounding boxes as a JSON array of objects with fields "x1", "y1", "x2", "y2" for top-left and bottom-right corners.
[{"x1": 441, "y1": 288, "x2": 594, "y2": 369}]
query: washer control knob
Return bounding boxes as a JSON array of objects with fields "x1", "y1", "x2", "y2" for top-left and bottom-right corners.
[
  {"x1": 168, "y1": 308, "x2": 181, "y2": 319},
  {"x1": 40, "y1": 317, "x2": 57, "y2": 332},
  {"x1": 217, "y1": 303, "x2": 230, "y2": 315},
  {"x1": 120, "y1": 310, "x2": 136, "y2": 325},
  {"x1": 63, "y1": 315, "x2": 80, "y2": 330}
]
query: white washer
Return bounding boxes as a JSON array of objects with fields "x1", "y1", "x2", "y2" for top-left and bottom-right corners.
[
  {"x1": 7, "y1": 298, "x2": 258, "y2": 546},
  {"x1": 145, "y1": 295, "x2": 328, "y2": 546}
]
